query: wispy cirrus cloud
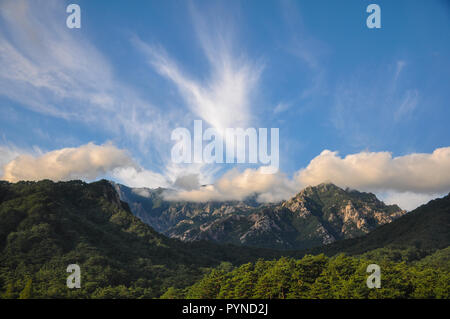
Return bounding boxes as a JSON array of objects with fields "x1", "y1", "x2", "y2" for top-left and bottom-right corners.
[
  {"x1": 331, "y1": 59, "x2": 421, "y2": 148},
  {"x1": 0, "y1": 0, "x2": 172, "y2": 150},
  {"x1": 133, "y1": 8, "x2": 262, "y2": 133},
  {"x1": 280, "y1": 0, "x2": 328, "y2": 101},
  {"x1": 394, "y1": 89, "x2": 419, "y2": 121},
  {"x1": 130, "y1": 3, "x2": 264, "y2": 183},
  {"x1": 273, "y1": 102, "x2": 291, "y2": 114},
  {"x1": 0, "y1": 0, "x2": 266, "y2": 187}
]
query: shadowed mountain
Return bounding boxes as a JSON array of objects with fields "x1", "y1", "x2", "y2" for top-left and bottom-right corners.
[
  {"x1": 0, "y1": 179, "x2": 295, "y2": 298},
  {"x1": 0, "y1": 179, "x2": 448, "y2": 299},
  {"x1": 310, "y1": 192, "x2": 450, "y2": 257},
  {"x1": 113, "y1": 182, "x2": 406, "y2": 250}
]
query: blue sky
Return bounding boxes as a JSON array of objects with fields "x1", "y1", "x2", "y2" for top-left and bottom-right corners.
[{"x1": 0, "y1": 0, "x2": 450, "y2": 210}]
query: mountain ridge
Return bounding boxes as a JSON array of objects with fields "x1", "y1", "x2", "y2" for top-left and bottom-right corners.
[
  {"x1": 312, "y1": 190, "x2": 450, "y2": 257},
  {"x1": 0, "y1": 179, "x2": 300, "y2": 298},
  {"x1": 112, "y1": 181, "x2": 406, "y2": 250},
  {"x1": 0, "y1": 179, "x2": 448, "y2": 298}
]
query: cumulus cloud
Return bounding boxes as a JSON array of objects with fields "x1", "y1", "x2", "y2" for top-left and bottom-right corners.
[
  {"x1": 111, "y1": 166, "x2": 170, "y2": 189},
  {"x1": 165, "y1": 167, "x2": 297, "y2": 203},
  {"x1": 2, "y1": 140, "x2": 449, "y2": 211},
  {"x1": 173, "y1": 174, "x2": 201, "y2": 191},
  {"x1": 0, "y1": 142, "x2": 172, "y2": 188},
  {"x1": 0, "y1": 145, "x2": 23, "y2": 177},
  {"x1": 1, "y1": 143, "x2": 134, "y2": 182},
  {"x1": 165, "y1": 147, "x2": 450, "y2": 209},
  {"x1": 295, "y1": 147, "x2": 450, "y2": 194}
]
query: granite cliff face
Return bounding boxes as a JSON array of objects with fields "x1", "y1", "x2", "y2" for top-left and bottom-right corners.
[
  {"x1": 112, "y1": 182, "x2": 406, "y2": 250},
  {"x1": 279, "y1": 183, "x2": 406, "y2": 246}
]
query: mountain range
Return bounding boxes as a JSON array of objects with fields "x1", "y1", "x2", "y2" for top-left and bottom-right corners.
[
  {"x1": 0, "y1": 179, "x2": 448, "y2": 298},
  {"x1": 112, "y1": 182, "x2": 406, "y2": 250},
  {"x1": 0, "y1": 179, "x2": 291, "y2": 298}
]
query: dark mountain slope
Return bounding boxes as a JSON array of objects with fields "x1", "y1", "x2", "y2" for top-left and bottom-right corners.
[
  {"x1": 113, "y1": 182, "x2": 406, "y2": 250},
  {"x1": 111, "y1": 182, "x2": 260, "y2": 234},
  {"x1": 312, "y1": 192, "x2": 450, "y2": 256},
  {"x1": 0, "y1": 179, "x2": 447, "y2": 299},
  {"x1": 0, "y1": 179, "x2": 295, "y2": 298},
  {"x1": 169, "y1": 195, "x2": 450, "y2": 299}
]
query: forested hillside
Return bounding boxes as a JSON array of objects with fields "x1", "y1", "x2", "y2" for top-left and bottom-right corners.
[
  {"x1": 311, "y1": 192, "x2": 450, "y2": 257},
  {"x1": 167, "y1": 193, "x2": 450, "y2": 299},
  {"x1": 168, "y1": 253, "x2": 449, "y2": 299},
  {"x1": 0, "y1": 180, "x2": 448, "y2": 299},
  {"x1": 0, "y1": 180, "x2": 292, "y2": 298}
]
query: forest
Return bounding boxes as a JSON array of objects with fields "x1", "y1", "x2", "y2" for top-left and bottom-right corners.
[{"x1": 0, "y1": 180, "x2": 448, "y2": 299}]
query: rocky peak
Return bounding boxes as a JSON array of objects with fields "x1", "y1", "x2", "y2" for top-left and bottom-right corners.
[
  {"x1": 281, "y1": 183, "x2": 407, "y2": 239},
  {"x1": 111, "y1": 181, "x2": 407, "y2": 250}
]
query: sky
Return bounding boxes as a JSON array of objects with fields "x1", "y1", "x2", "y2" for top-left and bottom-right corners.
[{"x1": 0, "y1": 0, "x2": 450, "y2": 210}]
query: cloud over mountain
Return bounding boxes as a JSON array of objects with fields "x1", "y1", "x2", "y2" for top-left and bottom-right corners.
[
  {"x1": 1, "y1": 143, "x2": 133, "y2": 182},
  {"x1": 2, "y1": 142, "x2": 449, "y2": 210},
  {"x1": 296, "y1": 147, "x2": 450, "y2": 194},
  {"x1": 164, "y1": 147, "x2": 450, "y2": 208},
  {"x1": 164, "y1": 167, "x2": 297, "y2": 203}
]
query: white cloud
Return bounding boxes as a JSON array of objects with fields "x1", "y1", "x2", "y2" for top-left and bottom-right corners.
[
  {"x1": 394, "y1": 60, "x2": 406, "y2": 82},
  {"x1": 2, "y1": 141, "x2": 449, "y2": 211},
  {"x1": 273, "y1": 102, "x2": 290, "y2": 114},
  {"x1": 0, "y1": 0, "x2": 268, "y2": 189},
  {"x1": 133, "y1": 18, "x2": 262, "y2": 134},
  {"x1": 173, "y1": 174, "x2": 201, "y2": 191},
  {"x1": 395, "y1": 89, "x2": 419, "y2": 120},
  {"x1": 131, "y1": 8, "x2": 264, "y2": 184},
  {"x1": 330, "y1": 59, "x2": 421, "y2": 148},
  {"x1": 0, "y1": 0, "x2": 110, "y2": 117},
  {"x1": 1, "y1": 142, "x2": 134, "y2": 182},
  {"x1": 0, "y1": 0, "x2": 170, "y2": 148},
  {"x1": 378, "y1": 191, "x2": 444, "y2": 212},
  {"x1": 295, "y1": 147, "x2": 450, "y2": 194},
  {"x1": 111, "y1": 166, "x2": 170, "y2": 189},
  {"x1": 0, "y1": 142, "x2": 172, "y2": 189},
  {"x1": 165, "y1": 167, "x2": 297, "y2": 203},
  {"x1": 0, "y1": 145, "x2": 23, "y2": 177},
  {"x1": 165, "y1": 147, "x2": 450, "y2": 210}
]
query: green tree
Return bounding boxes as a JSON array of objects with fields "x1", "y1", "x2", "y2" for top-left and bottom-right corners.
[
  {"x1": 2, "y1": 283, "x2": 15, "y2": 299},
  {"x1": 160, "y1": 287, "x2": 184, "y2": 299},
  {"x1": 18, "y1": 279, "x2": 32, "y2": 299}
]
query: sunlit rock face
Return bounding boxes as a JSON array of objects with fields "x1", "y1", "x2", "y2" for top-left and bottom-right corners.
[{"x1": 113, "y1": 182, "x2": 406, "y2": 250}]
